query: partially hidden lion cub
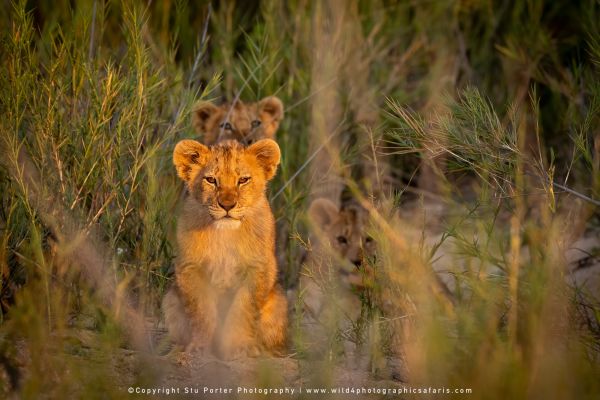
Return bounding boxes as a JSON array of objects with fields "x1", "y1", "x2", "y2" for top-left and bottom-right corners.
[
  {"x1": 192, "y1": 96, "x2": 284, "y2": 145},
  {"x1": 300, "y1": 198, "x2": 376, "y2": 324},
  {"x1": 163, "y1": 138, "x2": 287, "y2": 360}
]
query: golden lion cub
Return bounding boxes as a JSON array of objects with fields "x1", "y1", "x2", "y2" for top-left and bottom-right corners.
[
  {"x1": 163, "y1": 138, "x2": 287, "y2": 359},
  {"x1": 192, "y1": 96, "x2": 284, "y2": 145}
]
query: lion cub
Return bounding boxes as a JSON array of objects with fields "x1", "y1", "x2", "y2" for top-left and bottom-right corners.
[
  {"x1": 163, "y1": 138, "x2": 287, "y2": 359},
  {"x1": 299, "y1": 198, "x2": 377, "y2": 325},
  {"x1": 192, "y1": 96, "x2": 284, "y2": 145}
]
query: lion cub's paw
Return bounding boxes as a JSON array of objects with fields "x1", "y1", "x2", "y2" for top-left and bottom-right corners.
[
  {"x1": 173, "y1": 351, "x2": 193, "y2": 366},
  {"x1": 219, "y1": 343, "x2": 261, "y2": 361},
  {"x1": 170, "y1": 341, "x2": 210, "y2": 366}
]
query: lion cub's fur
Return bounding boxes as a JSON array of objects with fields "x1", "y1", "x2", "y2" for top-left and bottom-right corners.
[
  {"x1": 302, "y1": 198, "x2": 376, "y2": 314},
  {"x1": 192, "y1": 96, "x2": 284, "y2": 145},
  {"x1": 295, "y1": 198, "x2": 377, "y2": 355},
  {"x1": 163, "y1": 138, "x2": 287, "y2": 359}
]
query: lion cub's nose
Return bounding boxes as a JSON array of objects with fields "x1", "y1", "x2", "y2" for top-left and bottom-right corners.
[
  {"x1": 218, "y1": 193, "x2": 237, "y2": 212},
  {"x1": 219, "y1": 201, "x2": 236, "y2": 212}
]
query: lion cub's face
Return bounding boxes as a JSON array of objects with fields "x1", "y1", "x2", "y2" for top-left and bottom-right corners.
[
  {"x1": 174, "y1": 139, "x2": 280, "y2": 229},
  {"x1": 192, "y1": 96, "x2": 284, "y2": 145},
  {"x1": 309, "y1": 198, "x2": 376, "y2": 284}
]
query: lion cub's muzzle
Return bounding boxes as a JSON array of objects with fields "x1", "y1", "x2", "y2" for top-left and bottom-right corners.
[
  {"x1": 211, "y1": 189, "x2": 242, "y2": 229},
  {"x1": 217, "y1": 189, "x2": 238, "y2": 214}
]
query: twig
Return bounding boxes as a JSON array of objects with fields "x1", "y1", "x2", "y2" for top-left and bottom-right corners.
[
  {"x1": 187, "y1": 4, "x2": 212, "y2": 89},
  {"x1": 88, "y1": 0, "x2": 97, "y2": 62},
  {"x1": 551, "y1": 180, "x2": 600, "y2": 206},
  {"x1": 529, "y1": 170, "x2": 600, "y2": 207},
  {"x1": 376, "y1": 314, "x2": 414, "y2": 324}
]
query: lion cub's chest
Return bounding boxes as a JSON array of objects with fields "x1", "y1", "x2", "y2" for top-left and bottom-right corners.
[{"x1": 186, "y1": 228, "x2": 252, "y2": 290}]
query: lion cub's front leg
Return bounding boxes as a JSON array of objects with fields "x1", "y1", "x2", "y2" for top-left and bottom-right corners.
[
  {"x1": 185, "y1": 300, "x2": 217, "y2": 354},
  {"x1": 259, "y1": 286, "x2": 288, "y2": 354},
  {"x1": 176, "y1": 271, "x2": 217, "y2": 354},
  {"x1": 217, "y1": 287, "x2": 259, "y2": 360}
]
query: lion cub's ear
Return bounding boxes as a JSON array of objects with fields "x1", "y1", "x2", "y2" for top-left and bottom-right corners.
[
  {"x1": 309, "y1": 198, "x2": 339, "y2": 227},
  {"x1": 247, "y1": 139, "x2": 281, "y2": 181},
  {"x1": 173, "y1": 140, "x2": 210, "y2": 182},
  {"x1": 192, "y1": 101, "x2": 221, "y2": 135},
  {"x1": 258, "y1": 96, "x2": 284, "y2": 138}
]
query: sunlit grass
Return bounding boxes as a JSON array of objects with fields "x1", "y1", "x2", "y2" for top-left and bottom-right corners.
[{"x1": 1, "y1": 0, "x2": 599, "y2": 398}]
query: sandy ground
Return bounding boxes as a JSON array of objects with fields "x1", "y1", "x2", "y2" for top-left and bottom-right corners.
[{"x1": 108, "y1": 332, "x2": 405, "y2": 399}]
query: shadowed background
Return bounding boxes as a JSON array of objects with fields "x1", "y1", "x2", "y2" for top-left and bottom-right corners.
[{"x1": 0, "y1": 0, "x2": 599, "y2": 398}]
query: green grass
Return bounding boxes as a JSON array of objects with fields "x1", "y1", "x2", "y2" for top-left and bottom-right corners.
[{"x1": 0, "y1": 0, "x2": 599, "y2": 398}]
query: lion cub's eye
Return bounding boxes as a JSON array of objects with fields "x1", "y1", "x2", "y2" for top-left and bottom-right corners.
[
  {"x1": 251, "y1": 120, "x2": 261, "y2": 128},
  {"x1": 336, "y1": 236, "x2": 348, "y2": 245},
  {"x1": 204, "y1": 176, "x2": 217, "y2": 185},
  {"x1": 220, "y1": 122, "x2": 233, "y2": 131},
  {"x1": 238, "y1": 176, "x2": 251, "y2": 185},
  {"x1": 365, "y1": 236, "x2": 374, "y2": 244}
]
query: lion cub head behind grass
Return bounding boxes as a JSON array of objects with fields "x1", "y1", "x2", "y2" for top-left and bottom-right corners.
[
  {"x1": 192, "y1": 96, "x2": 284, "y2": 145},
  {"x1": 307, "y1": 198, "x2": 377, "y2": 291},
  {"x1": 163, "y1": 138, "x2": 287, "y2": 360}
]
